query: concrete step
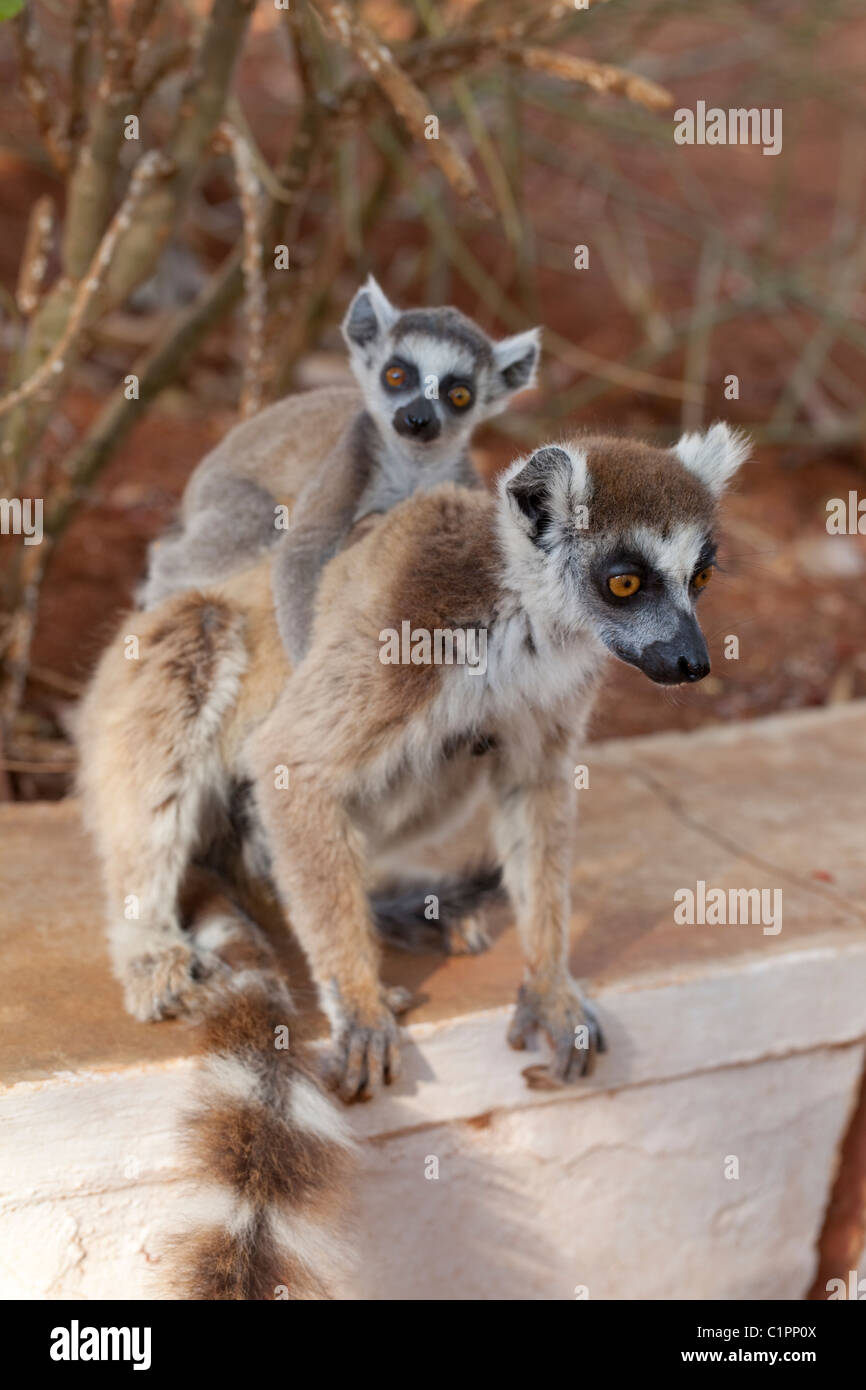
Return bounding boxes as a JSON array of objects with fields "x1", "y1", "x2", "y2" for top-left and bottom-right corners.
[{"x1": 2, "y1": 703, "x2": 865, "y2": 1299}]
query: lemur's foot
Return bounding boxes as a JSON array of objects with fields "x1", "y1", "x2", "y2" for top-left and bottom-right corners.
[
  {"x1": 507, "y1": 977, "x2": 606, "y2": 1088},
  {"x1": 122, "y1": 942, "x2": 226, "y2": 1022},
  {"x1": 322, "y1": 992, "x2": 404, "y2": 1104}
]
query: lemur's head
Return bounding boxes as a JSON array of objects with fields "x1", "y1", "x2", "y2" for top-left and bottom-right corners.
[
  {"x1": 498, "y1": 425, "x2": 749, "y2": 685},
  {"x1": 342, "y1": 275, "x2": 540, "y2": 462}
]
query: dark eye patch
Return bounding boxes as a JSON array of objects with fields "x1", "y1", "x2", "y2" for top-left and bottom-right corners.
[
  {"x1": 439, "y1": 374, "x2": 476, "y2": 412},
  {"x1": 593, "y1": 549, "x2": 659, "y2": 606},
  {"x1": 381, "y1": 357, "x2": 419, "y2": 393}
]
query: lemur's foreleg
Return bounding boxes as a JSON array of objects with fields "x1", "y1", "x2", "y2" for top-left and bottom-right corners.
[
  {"x1": 248, "y1": 689, "x2": 401, "y2": 1104},
  {"x1": 271, "y1": 418, "x2": 373, "y2": 666},
  {"x1": 491, "y1": 724, "x2": 605, "y2": 1087}
]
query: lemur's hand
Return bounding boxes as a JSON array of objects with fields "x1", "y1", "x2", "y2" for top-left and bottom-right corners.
[
  {"x1": 507, "y1": 975, "x2": 605, "y2": 1088},
  {"x1": 322, "y1": 986, "x2": 409, "y2": 1104}
]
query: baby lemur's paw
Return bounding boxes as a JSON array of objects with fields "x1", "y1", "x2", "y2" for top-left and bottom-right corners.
[
  {"x1": 122, "y1": 942, "x2": 225, "y2": 1022},
  {"x1": 322, "y1": 986, "x2": 404, "y2": 1104},
  {"x1": 508, "y1": 976, "x2": 606, "y2": 1088}
]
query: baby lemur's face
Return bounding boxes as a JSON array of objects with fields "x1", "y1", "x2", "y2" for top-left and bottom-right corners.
[
  {"x1": 342, "y1": 276, "x2": 541, "y2": 465},
  {"x1": 499, "y1": 426, "x2": 749, "y2": 685}
]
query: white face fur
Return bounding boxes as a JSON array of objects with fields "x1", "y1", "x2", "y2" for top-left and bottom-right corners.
[
  {"x1": 341, "y1": 275, "x2": 541, "y2": 472},
  {"x1": 497, "y1": 426, "x2": 749, "y2": 686}
]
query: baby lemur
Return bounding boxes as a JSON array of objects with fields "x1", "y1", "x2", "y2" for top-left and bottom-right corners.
[
  {"x1": 141, "y1": 275, "x2": 541, "y2": 663},
  {"x1": 78, "y1": 421, "x2": 748, "y2": 1299}
]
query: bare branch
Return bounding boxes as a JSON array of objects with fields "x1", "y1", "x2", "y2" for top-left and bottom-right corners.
[
  {"x1": 374, "y1": 124, "x2": 701, "y2": 404},
  {"x1": 0, "y1": 540, "x2": 48, "y2": 744},
  {"x1": 399, "y1": 2, "x2": 612, "y2": 84},
  {"x1": 2, "y1": 0, "x2": 257, "y2": 487},
  {"x1": 216, "y1": 122, "x2": 267, "y2": 418},
  {"x1": 42, "y1": 97, "x2": 328, "y2": 547},
  {"x1": 135, "y1": 36, "x2": 194, "y2": 104},
  {"x1": 61, "y1": 0, "x2": 166, "y2": 280},
  {"x1": 15, "y1": 196, "x2": 55, "y2": 318},
  {"x1": 510, "y1": 46, "x2": 673, "y2": 112},
  {"x1": 0, "y1": 152, "x2": 174, "y2": 422},
  {"x1": 110, "y1": 0, "x2": 164, "y2": 89},
  {"x1": 103, "y1": 0, "x2": 258, "y2": 307},
  {"x1": 13, "y1": 7, "x2": 70, "y2": 173},
  {"x1": 314, "y1": 0, "x2": 487, "y2": 213},
  {"x1": 67, "y1": 1, "x2": 91, "y2": 149},
  {"x1": 45, "y1": 248, "x2": 245, "y2": 545}
]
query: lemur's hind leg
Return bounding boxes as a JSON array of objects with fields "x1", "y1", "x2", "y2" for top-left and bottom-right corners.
[
  {"x1": 369, "y1": 867, "x2": 504, "y2": 955},
  {"x1": 78, "y1": 593, "x2": 248, "y2": 1021},
  {"x1": 140, "y1": 477, "x2": 280, "y2": 609}
]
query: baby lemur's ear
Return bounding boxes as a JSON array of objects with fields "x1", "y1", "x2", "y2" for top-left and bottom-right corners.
[
  {"x1": 500, "y1": 442, "x2": 586, "y2": 540},
  {"x1": 673, "y1": 422, "x2": 750, "y2": 497},
  {"x1": 342, "y1": 275, "x2": 399, "y2": 351},
  {"x1": 491, "y1": 327, "x2": 542, "y2": 398}
]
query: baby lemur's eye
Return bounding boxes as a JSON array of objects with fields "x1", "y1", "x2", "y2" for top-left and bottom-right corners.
[
  {"x1": 384, "y1": 364, "x2": 406, "y2": 389},
  {"x1": 608, "y1": 574, "x2": 642, "y2": 598},
  {"x1": 448, "y1": 385, "x2": 473, "y2": 410},
  {"x1": 693, "y1": 565, "x2": 714, "y2": 591}
]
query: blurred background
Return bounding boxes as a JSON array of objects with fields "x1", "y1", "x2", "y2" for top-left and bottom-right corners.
[{"x1": 0, "y1": 0, "x2": 864, "y2": 800}]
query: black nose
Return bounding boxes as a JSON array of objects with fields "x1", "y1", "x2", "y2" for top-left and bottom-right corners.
[
  {"x1": 393, "y1": 396, "x2": 441, "y2": 443},
  {"x1": 678, "y1": 654, "x2": 710, "y2": 682},
  {"x1": 630, "y1": 614, "x2": 711, "y2": 686}
]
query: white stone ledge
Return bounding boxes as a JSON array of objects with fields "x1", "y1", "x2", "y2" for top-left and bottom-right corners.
[
  {"x1": 3, "y1": 704, "x2": 866, "y2": 1298},
  {"x1": 5, "y1": 936, "x2": 864, "y2": 1178}
]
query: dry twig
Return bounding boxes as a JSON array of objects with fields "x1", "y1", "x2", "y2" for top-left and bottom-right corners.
[
  {"x1": 0, "y1": 152, "x2": 175, "y2": 422},
  {"x1": 13, "y1": 6, "x2": 70, "y2": 173},
  {"x1": 314, "y1": 0, "x2": 487, "y2": 213},
  {"x1": 510, "y1": 47, "x2": 672, "y2": 112},
  {"x1": 15, "y1": 196, "x2": 55, "y2": 318},
  {"x1": 216, "y1": 122, "x2": 267, "y2": 418}
]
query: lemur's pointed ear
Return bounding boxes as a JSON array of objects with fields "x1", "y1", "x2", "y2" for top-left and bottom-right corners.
[
  {"x1": 492, "y1": 327, "x2": 542, "y2": 397},
  {"x1": 500, "y1": 443, "x2": 585, "y2": 539},
  {"x1": 342, "y1": 275, "x2": 399, "y2": 350},
  {"x1": 673, "y1": 423, "x2": 750, "y2": 497}
]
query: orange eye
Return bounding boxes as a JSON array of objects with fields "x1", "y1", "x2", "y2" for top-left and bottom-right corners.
[
  {"x1": 693, "y1": 566, "x2": 714, "y2": 591},
  {"x1": 608, "y1": 574, "x2": 641, "y2": 598},
  {"x1": 448, "y1": 385, "x2": 472, "y2": 409},
  {"x1": 384, "y1": 365, "x2": 406, "y2": 389}
]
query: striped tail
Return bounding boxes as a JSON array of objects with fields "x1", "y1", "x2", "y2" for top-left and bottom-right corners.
[{"x1": 166, "y1": 876, "x2": 356, "y2": 1300}]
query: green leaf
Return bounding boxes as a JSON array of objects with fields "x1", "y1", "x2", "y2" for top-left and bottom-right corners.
[{"x1": 0, "y1": 0, "x2": 25, "y2": 21}]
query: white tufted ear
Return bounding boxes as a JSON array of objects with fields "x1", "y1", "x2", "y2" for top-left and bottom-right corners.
[
  {"x1": 341, "y1": 275, "x2": 399, "y2": 351},
  {"x1": 491, "y1": 327, "x2": 542, "y2": 398},
  {"x1": 499, "y1": 442, "x2": 587, "y2": 540},
  {"x1": 673, "y1": 422, "x2": 750, "y2": 497}
]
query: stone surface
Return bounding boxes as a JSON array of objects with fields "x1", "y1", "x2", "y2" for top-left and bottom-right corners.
[
  {"x1": 1, "y1": 703, "x2": 865, "y2": 1298},
  {"x1": 344, "y1": 1046, "x2": 865, "y2": 1301}
]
